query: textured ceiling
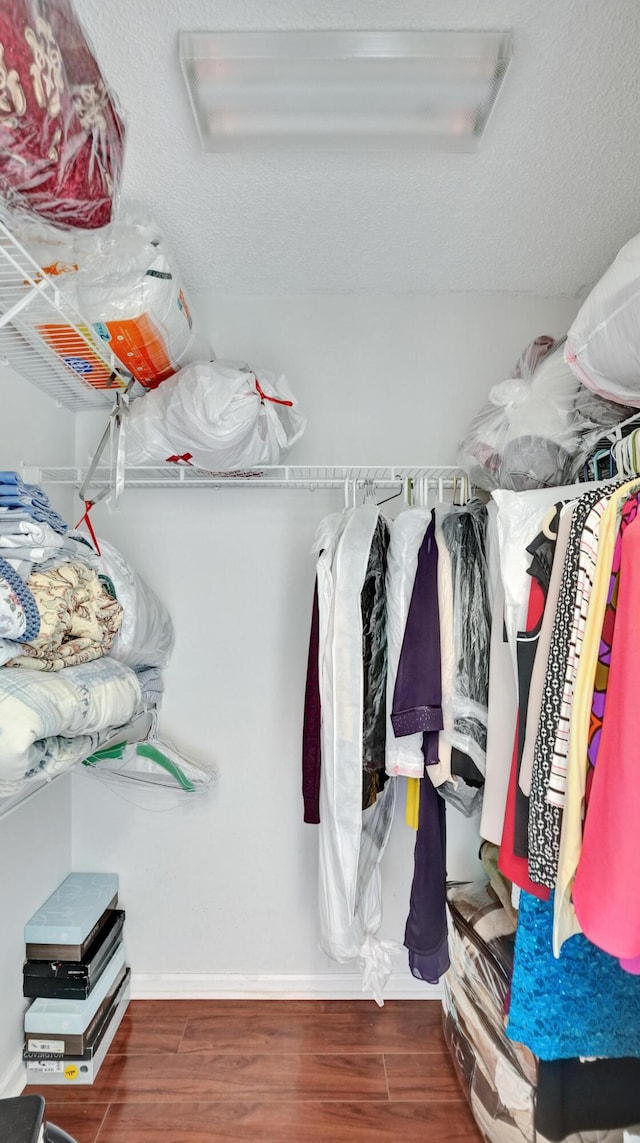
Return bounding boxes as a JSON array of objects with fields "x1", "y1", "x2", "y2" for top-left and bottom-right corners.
[{"x1": 74, "y1": 0, "x2": 640, "y2": 295}]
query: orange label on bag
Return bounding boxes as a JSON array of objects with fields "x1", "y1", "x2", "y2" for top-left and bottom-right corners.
[
  {"x1": 93, "y1": 313, "x2": 177, "y2": 388},
  {"x1": 37, "y1": 324, "x2": 124, "y2": 390}
]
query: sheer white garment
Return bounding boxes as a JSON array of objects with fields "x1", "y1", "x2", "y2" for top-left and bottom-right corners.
[
  {"x1": 493, "y1": 481, "x2": 602, "y2": 687},
  {"x1": 315, "y1": 504, "x2": 399, "y2": 1006}
]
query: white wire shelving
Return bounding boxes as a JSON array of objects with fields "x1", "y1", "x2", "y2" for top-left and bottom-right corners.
[
  {"x1": 0, "y1": 218, "x2": 132, "y2": 411},
  {"x1": 25, "y1": 463, "x2": 469, "y2": 501}
]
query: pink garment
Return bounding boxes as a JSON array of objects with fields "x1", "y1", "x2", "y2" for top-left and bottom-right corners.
[{"x1": 573, "y1": 513, "x2": 640, "y2": 960}]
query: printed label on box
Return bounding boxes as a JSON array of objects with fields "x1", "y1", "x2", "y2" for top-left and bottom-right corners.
[
  {"x1": 28, "y1": 1039, "x2": 64, "y2": 1054},
  {"x1": 28, "y1": 1060, "x2": 63, "y2": 1073}
]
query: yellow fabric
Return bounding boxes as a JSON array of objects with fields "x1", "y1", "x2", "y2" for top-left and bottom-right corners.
[
  {"x1": 553, "y1": 479, "x2": 640, "y2": 956},
  {"x1": 406, "y1": 777, "x2": 420, "y2": 830}
]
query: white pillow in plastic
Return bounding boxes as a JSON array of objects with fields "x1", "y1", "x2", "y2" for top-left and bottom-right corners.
[
  {"x1": 124, "y1": 360, "x2": 306, "y2": 470},
  {"x1": 98, "y1": 540, "x2": 174, "y2": 669},
  {"x1": 566, "y1": 232, "x2": 640, "y2": 406}
]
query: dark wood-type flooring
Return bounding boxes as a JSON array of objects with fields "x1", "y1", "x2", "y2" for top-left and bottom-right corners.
[{"x1": 24, "y1": 999, "x2": 483, "y2": 1142}]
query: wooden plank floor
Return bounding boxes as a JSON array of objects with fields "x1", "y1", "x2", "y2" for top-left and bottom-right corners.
[{"x1": 24, "y1": 999, "x2": 483, "y2": 1142}]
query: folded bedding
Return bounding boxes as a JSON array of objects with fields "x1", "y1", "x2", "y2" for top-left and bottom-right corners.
[
  {"x1": 7, "y1": 563, "x2": 123, "y2": 671},
  {"x1": 135, "y1": 667, "x2": 164, "y2": 707},
  {"x1": 0, "y1": 472, "x2": 69, "y2": 534},
  {"x1": 0, "y1": 657, "x2": 143, "y2": 793},
  {"x1": 0, "y1": 476, "x2": 173, "y2": 797},
  {"x1": 0, "y1": 516, "x2": 65, "y2": 549},
  {"x1": 0, "y1": 555, "x2": 40, "y2": 642}
]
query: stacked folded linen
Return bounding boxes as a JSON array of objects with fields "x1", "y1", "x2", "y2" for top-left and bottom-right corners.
[
  {"x1": 0, "y1": 475, "x2": 175, "y2": 795},
  {"x1": 0, "y1": 657, "x2": 143, "y2": 792},
  {"x1": 0, "y1": 472, "x2": 69, "y2": 534},
  {"x1": 0, "y1": 519, "x2": 95, "y2": 584}
]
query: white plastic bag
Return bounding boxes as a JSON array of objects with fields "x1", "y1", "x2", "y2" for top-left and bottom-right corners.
[
  {"x1": 76, "y1": 208, "x2": 208, "y2": 387},
  {"x1": 566, "y1": 232, "x2": 640, "y2": 406},
  {"x1": 98, "y1": 539, "x2": 174, "y2": 669},
  {"x1": 458, "y1": 339, "x2": 580, "y2": 491},
  {"x1": 124, "y1": 360, "x2": 306, "y2": 470},
  {"x1": 16, "y1": 207, "x2": 207, "y2": 390}
]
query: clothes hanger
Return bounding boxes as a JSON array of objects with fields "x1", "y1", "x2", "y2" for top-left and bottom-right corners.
[
  {"x1": 453, "y1": 474, "x2": 470, "y2": 507},
  {"x1": 363, "y1": 478, "x2": 377, "y2": 506}
]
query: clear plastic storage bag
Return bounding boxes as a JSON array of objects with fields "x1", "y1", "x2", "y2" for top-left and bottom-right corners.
[
  {"x1": 123, "y1": 360, "x2": 306, "y2": 470},
  {"x1": 15, "y1": 206, "x2": 207, "y2": 390},
  {"x1": 75, "y1": 207, "x2": 207, "y2": 387},
  {"x1": 458, "y1": 339, "x2": 581, "y2": 491},
  {"x1": 440, "y1": 499, "x2": 491, "y2": 774},
  {"x1": 566, "y1": 232, "x2": 640, "y2": 407},
  {"x1": 98, "y1": 539, "x2": 174, "y2": 669},
  {"x1": 0, "y1": 0, "x2": 124, "y2": 229},
  {"x1": 84, "y1": 735, "x2": 217, "y2": 795}
]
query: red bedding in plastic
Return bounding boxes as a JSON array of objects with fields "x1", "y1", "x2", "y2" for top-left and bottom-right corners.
[{"x1": 0, "y1": 0, "x2": 124, "y2": 228}]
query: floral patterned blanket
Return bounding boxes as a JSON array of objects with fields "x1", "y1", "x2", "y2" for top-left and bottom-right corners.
[{"x1": 7, "y1": 561, "x2": 123, "y2": 671}]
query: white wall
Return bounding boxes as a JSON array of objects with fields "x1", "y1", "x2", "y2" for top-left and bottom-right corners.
[
  {"x1": 71, "y1": 292, "x2": 580, "y2": 997},
  {"x1": 0, "y1": 371, "x2": 76, "y2": 1093}
]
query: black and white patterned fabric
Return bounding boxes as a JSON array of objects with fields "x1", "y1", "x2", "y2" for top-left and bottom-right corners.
[{"x1": 527, "y1": 485, "x2": 619, "y2": 889}]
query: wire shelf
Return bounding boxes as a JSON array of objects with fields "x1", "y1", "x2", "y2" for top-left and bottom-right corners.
[
  {"x1": 0, "y1": 219, "x2": 132, "y2": 411},
  {"x1": 25, "y1": 463, "x2": 469, "y2": 497}
]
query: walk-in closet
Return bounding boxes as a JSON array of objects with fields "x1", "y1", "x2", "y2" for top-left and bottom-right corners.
[{"x1": 0, "y1": 2, "x2": 640, "y2": 1141}]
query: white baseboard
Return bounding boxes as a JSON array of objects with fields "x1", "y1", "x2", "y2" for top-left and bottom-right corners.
[
  {"x1": 0, "y1": 1050, "x2": 26, "y2": 1097},
  {"x1": 131, "y1": 971, "x2": 443, "y2": 1002}
]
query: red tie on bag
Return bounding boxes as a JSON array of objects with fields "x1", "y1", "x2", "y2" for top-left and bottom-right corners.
[
  {"x1": 254, "y1": 378, "x2": 294, "y2": 407},
  {"x1": 75, "y1": 500, "x2": 101, "y2": 556}
]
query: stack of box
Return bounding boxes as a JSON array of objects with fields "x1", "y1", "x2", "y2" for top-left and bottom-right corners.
[{"x1": 23, "y1": 873, "x2": 130, "y2": 1086}]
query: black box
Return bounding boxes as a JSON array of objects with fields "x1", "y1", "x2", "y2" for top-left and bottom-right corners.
[{"x1": 23, "y1": 910, "x2": 125, "y2": 999}]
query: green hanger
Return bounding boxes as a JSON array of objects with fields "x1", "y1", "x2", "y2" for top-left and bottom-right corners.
[{"x1": 83, "y1": 740, "x2": 196, "y2": 792}]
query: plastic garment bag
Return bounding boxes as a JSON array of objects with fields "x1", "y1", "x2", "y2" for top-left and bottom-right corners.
[
  {"x1": 384, "y1": 508, "x2": 432, "y2": 779},
  {"x1": 440, "y1": 500, "x2": 491, "y2": 775},
  {"x1": 315, "y1": 505, "x2": 399, "y2": 1005}
]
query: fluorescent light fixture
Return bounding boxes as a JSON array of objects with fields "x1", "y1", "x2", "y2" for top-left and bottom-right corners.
[{"x1": 179, "y1": 30, "x2": 512, "y2": 152}]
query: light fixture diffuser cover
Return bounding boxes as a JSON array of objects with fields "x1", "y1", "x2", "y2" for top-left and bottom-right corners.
[{"x1": 179, "y1": 29, "x2": 512, "y2": 152}]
